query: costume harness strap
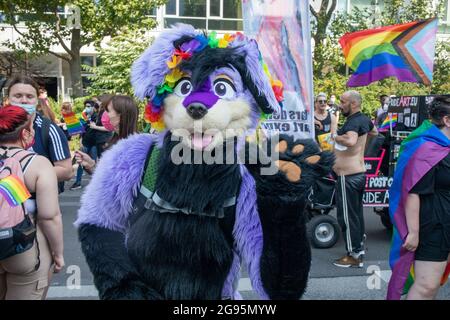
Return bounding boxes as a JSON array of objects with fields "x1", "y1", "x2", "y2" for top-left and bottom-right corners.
[{"x1": 130, "y1": 143, "x2": 236, "y2": 226}]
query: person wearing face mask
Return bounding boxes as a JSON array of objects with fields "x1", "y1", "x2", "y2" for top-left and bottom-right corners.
[
  {"x1": 0, "y1": 106, "x2": 64, "y2": 300},
  {"x1": 88, "y1": 94, "x2": 114, "y2": 159},
  {"x1": 331, "y1": 90, "x2": 378, "y2": 268},
  {"x1": 69, "y1": 100, "x2": 99, "y2": 190},
  {"x1": 75, "y1": 95, "x2": 139, "y2": 174},
  {"x1": 5, "y1": 75, "x2": 73, "y2": 187}
]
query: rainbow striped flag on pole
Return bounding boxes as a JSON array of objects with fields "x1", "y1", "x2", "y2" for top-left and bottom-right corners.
[
  {"x1": 339, "y1": 18, "x2": 438, "y2": 87},
  {"x1": 63, "y1": 112, "x2": 85, "y2": 136},
  {"x1": 387, "y1": 120, "x2": 450, "y2": 299},
  {"x1": 378, "y1": 113, "x2": 398, "y2": 132}
]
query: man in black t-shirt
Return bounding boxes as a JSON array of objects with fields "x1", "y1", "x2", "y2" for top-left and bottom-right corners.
[{"x1": 331, "y1": 90, "x2": 378, "y2": 268}]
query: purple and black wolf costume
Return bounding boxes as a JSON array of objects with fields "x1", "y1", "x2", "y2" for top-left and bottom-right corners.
[{"x1": 75, "y1": 24, "x2": 333, "y2": 300}]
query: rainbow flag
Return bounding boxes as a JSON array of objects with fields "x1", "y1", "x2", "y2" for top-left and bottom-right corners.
[
  {"x1": 387, "y1": 120, "x2": 450, "y2": 300},
  {"x1": 378, "y1": 113, "x2": 398, "y2": 131},
  {"x1": 0, "y1": 174, "x2": 31, "y2": 207},
  {"x1": 339, "y1": 18, "x2": 438, "y2": 87},
  {"x1": 63, "y1": 112, "x2": 85, "y2": 136}
]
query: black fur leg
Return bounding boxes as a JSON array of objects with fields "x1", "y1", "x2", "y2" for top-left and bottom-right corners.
[
  {"x1": 78, "y1": 224, "x2": 162, "y2": 300},
  {"x1": 258, "y1": 196, "x2": 311, "y2": 299},
  {"x1": 246, "y1": 134, "x2": 334, "y2": 299}
]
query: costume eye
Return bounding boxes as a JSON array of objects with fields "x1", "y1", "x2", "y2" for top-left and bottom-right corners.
[
  {"x1": 213, "y1": 79, "x2": 236, "y2": 99},
  {"x1": 174, "y1": 78, "x2": 192, "y2": 97}
]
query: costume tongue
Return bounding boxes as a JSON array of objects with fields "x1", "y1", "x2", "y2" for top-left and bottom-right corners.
[{"x1": 192, "y1": 133, "x2": 213, "y2": 150}]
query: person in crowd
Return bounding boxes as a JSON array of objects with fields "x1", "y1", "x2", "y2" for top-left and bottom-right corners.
[
  {"x1": 57, "y1": 102, "x2": 73, "y2": 141},
  {"x1": 70, "y1": 100, "x2": 98, "y2": 190},
  {"x1": 387, "y1": 96, "x2": 450, "y2": 300},
  {"x1": 88, "y1": 94, "x2": 114, "y2": 159},
  {"x1": 332, "y1": 90, "x2": 378, "y2": 268},
  {"x1": 314, "y1": 92, "x2": 337, "y2": 145},
  {"x1": 6, "y1": 75, "x2": 73, "y2": 183},
  {"x1": 36, "y1": 98, "x2": 56, "y2": 123},
  {"x1": 1, "y1": 96, "x2": 10, "y2": 108},
  {"x1": 375, "y1": 94, "x2": 390, "y2": 127},
  {"x1": 328, "y1": 94, "x2": 339, "y2": 115},
  {"x1": 0, "y1": 105, "x2": 64, "y2": 300},
  {"x1": 75, "y1": 95, "x2": 139, "y2": 174}
]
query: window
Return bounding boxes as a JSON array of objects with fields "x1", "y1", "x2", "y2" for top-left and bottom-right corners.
[
  {"x1": 163, "y1": 0, "x2": 243, "y2": 31},
  {"x1": 337, "y1": 0, "x2": 348, "y2": 12},
  {"x1": 81, "y1": 56, "x2": 94, "y2": 68},
  {"x1": 180, "y1": 0, "x2": 206, "y2": 17},
  {"x1": 439, "y1": 0, "x2": 450, "y2": 34},
  {"x1": 165, "y1": 18, "x2": 206, "y2": 29},
  {"x1": 81, "y1": 76, "x2": 92, "y2": 95},
  {"x1": 210, "y1": 0, "x2": 220, "y2": 16},
  {"x1": 208, "y1": 19, "x2": 242, "y2": 31},
  {"x1": 166, "y1": 0, "x2": 177, "y2": 15},
  {"x1": 349, "y1": 0, "x2": 384, "y2": 13},
  {"x1": 223, "y1": 0, "x2": 241, "y2": 19}
]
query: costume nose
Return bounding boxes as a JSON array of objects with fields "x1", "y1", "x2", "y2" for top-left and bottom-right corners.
[{"x1": 186, "y1": 103, "x2": 208, "y2": 120}]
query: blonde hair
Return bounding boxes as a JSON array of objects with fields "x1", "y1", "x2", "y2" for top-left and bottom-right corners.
[{"x1": 61, "y1": 102, "x2": 73, "y2": 114}]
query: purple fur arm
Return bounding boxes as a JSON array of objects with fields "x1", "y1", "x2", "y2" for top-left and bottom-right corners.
[
  {"x1": 233, "y1": 165, "x2": 270, "y2": 299},
  {"x1": 74, "y1": 133, "x2": 155, "y2": 232}
]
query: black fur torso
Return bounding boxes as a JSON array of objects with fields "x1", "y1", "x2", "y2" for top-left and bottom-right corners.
[{"x1": 126, "y1": 137, "x2": 240, "y2": 299}]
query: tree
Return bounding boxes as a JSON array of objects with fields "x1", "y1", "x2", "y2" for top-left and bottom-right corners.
[
  {"x1": 0, "y1": 0, "x2": 166, "y2": 97},
  {"x1": 309, "y1": 0, "x2": 337, "y2": 76},
  {"x1": 0, "y1": 51, "x2": 44, "y2": 77},
  {"x1": 83, "y1": 29, "x2": 153, "y2": 97}
]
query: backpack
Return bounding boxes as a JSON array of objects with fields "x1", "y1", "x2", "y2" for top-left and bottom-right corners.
[{"x1": 0, "y1": 148, "x2": 38, "y2": 261}]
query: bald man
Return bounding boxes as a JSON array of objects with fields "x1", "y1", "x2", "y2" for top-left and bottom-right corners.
[{"x1": 332, "y1": 90, "x2": 378, "y2": 268}]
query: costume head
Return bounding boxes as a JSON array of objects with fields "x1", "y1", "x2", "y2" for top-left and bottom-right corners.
[{"x1": 131, "y1": 24, "x2": 283, "y2": 150}]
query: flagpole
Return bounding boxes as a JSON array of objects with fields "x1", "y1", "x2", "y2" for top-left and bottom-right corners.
[{"x1": 389, "y1": 113, "x2": 393, "y2": 136}]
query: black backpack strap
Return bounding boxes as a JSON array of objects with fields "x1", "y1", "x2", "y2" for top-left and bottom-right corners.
[{"x1": 19, "y1": 153, "x2": 36, "y2": 173}]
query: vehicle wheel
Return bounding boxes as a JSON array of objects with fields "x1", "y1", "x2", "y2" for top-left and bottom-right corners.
[
  {"x1": 307, "y1": 215, "x2": 340, "y2": 249},
  {"x1": 380, "y1": 209, "x2": 393, "y2": 230}
]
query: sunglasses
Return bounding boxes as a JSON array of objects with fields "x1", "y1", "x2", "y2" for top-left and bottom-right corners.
[{"x1": 317, "y1": 100, "x2": 327, "y2": 104}]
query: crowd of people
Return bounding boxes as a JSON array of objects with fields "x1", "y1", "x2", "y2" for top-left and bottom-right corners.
[
  {"x1": 0, "y1": 73, "x2": 448, "y2": 300},
  {"x1": 0, "y1": 74, "x2": 140, "y2": 300}
]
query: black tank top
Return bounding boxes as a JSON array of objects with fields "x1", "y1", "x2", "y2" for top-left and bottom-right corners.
[{"x1": 315, "y1": 112, "x2": 332, "y2": 137}]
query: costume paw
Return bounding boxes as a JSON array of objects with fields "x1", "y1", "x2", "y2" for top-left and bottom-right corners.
[
  {"x1": 247, "y1": 134, "x2": 334, "y2": 199},
  {"x1": 274, "y1": 139, "x2": 322, "y2": 183}
]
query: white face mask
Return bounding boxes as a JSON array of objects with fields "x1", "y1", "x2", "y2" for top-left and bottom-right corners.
[
  {"x1": 383, "y1": 103, "x2": 388, "y2": 111},
  {"x1": 14, "y1": 103, "x2": 37, "y2": 114}
]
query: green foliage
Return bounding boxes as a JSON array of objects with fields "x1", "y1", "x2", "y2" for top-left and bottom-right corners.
[
  {"x1": 0, "y1": 0, "x2": 165, "y2": 51},
  {"x1": 46, "y1": 96, "x2": 61, "y2": 118},
  {"x1": 0, "y1": 0, "x2": 166, "y2": 97},
  {"x1": 312, "y1": 0, "x2": 450, "y2": 104},
  {"x1": 81, "y1": 29, "x2": 152, "y2": 130},
  {"x1": 83, "y1": 30, "x2": 153, "y2": 97}
]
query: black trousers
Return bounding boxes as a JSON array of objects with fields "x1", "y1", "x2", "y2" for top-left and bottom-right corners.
[{"x1": 335, "y1": 173, "x2": 366, "y2": 254}]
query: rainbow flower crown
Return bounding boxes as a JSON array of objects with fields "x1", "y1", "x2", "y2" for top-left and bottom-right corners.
[{"x1": 144, "y1": 31, "x2": 283, "y2": 131}]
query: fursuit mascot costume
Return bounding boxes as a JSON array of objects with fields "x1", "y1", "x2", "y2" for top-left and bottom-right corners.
[{"x1": 76, "y1": 24, "x2": 334, "y2": 300}]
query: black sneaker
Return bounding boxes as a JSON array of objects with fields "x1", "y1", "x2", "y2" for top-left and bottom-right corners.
[{"x1": 70, "y1": 182, "x2": 82, "y2": 190}]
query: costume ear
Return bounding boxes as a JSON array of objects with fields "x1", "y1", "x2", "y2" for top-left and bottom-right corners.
[
  {"x1": 231, "y1": 39, "x2": 281, "y2": 114},
  {"x1": 131, "y1": 24, "x2": 197, "y2": 100}
]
